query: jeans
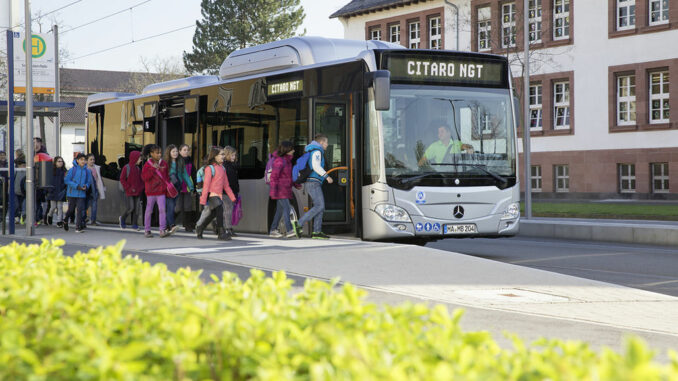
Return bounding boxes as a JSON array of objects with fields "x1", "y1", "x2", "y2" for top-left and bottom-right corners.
[
  {"x1": 87, "y1": 189, "x2": 98, "y2": 222},
  {"x1": 48, "y1": 201, "x2": 64, "y2": 223},
  {"x1": 166, "y1": 195, "x2": 177, "y2": 227},
  {"x1": 270, "y1": 198, "x2": 292, "y2": 233},
  {"x1": 145, "y1": 195, "x2": 166, "y2": 232},
  {"x1": 65, "y1": 197, "x2": 87, "y2": 229},
  {"x1": 297, "y1": 181, "x2": 324, "y2": 233},
  {"x1": 15, "y1": 195, "x2": 25, "y2": 218},
  {"x1": 121, "y1": 195, "x2": 141, "y2": 226}
]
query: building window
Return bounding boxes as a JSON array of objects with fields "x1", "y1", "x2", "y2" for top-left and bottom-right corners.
[
  {"x1": 617, "y1": 75, "x2": 636, "y2": 125},
  {"x1": 429, "y1": 16, "x2": 441, "y2": 49},
  {"x1": 618, "y1": 163, "x2": 636, "y2": 193},
  {"x1": 553, "y1": 81, "x2": 570, "y2": 129},
  {"x1": 651, "y1": 162, "x2": 669, "y2": 193},
  {"x1": 370, "y1": 27, "x2": 381, "y2": 41},
  {"x1": 649, "y1": 71, "x2": 669, "y2": 124},
  {"x1": 649, "y1": 0, "x2": 669, "y2": 25},
  {"x1": 478, "y1": 7, "x2": 491, "y2": 51},
  {"x1": 409, "y1": 21, "x2": 420, "y2": 48},
  {"x1": 74, "y1": 128, "x2": 86, "y2": 141},
  {"x1": 390, "y1": 24, "x2": 400, "y2": 44},
  {"x1": 531, "y1": 165, "x2": 542, "y2": 192},
  {"x1": 617, "y1": 0, "x2": 636, "y2": 30},
  {"x1": 502, "y1": 2, "x2": 517, "y2": 48},
  {"x1": 553, "y1": 0, "x2": 570, "y2": 40},
  {"x1": 554, "y1": 165, "x2": 569, "y2": 192},
  {"x1": 529, "y1": 84, "x2": 543, "y2": 130},
  {"x1": 528, "y1": 0, "x2": 542, "y2": 43}
]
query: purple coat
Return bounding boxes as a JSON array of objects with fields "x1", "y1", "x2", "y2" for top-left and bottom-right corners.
[{"x1": 269, "y1": 153, "x2": 294, "y2": 200}]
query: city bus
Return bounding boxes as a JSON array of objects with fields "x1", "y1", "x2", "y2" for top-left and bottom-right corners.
[{"x1": 86, "y1": 36, "x2": 520, "y2": 242}]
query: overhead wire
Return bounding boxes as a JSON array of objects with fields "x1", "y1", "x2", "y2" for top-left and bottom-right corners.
[
  {"x1": 60, "y1": 0, "x2": 152, "y2": 34},
  {"x1": 1, "y1": 0, "x2": 84, "y2": 32}
]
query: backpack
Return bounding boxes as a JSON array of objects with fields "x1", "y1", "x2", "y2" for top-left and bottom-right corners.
[
  {"x1": 264, "y1": 154, "x2": 275, "y2": 185},
  {"x1": 196, "y1": 165, "x2": 215, "y2": 192},
  {"x1": 292, "y1": 149, "x2": 319, "y2": 184},
  {"x1": 117, "y1": 164, "x2": 131, "y2": 193}
]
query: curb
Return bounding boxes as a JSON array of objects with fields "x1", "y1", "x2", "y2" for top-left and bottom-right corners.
[{"x1": 518, "y1": 219, "x2": 678, "y2": 246}]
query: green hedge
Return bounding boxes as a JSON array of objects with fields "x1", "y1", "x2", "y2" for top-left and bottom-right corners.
[{"x1": 0, "y1": 240, "x2": 676, "y2": 380}]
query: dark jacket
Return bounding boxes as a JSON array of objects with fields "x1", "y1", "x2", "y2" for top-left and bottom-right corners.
[
  {"x1": 224, "y1": 161, "x2": 239, "y2": 195},
  {"x1": 141, "y1": 158, "x2": 169, "y2": 196},
  {"x1": 269, "y1": 153, "x2": 294, "y2": 200},
  {"x1": 48, "y1": 167, "x2": 67, "y2": 201},
  {"x1": 65, "y1": 159, "x2": 93, "y2": 198},
  {"x1": 120, "y1": 151, "x2": 144, "y2": 196}
]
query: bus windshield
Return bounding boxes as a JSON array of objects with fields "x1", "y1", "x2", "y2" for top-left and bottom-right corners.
[{"x1": 381, "y1": 84, "x2": 516, "y2": 187}]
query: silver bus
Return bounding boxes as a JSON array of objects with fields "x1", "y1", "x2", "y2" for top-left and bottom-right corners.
[{"x1": 86, "y1": 36, "x2": 520, "y2": 242}]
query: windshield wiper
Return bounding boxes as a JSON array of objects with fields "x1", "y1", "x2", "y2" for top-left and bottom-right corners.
[
  {"x1": 429, "y1": 163, "x2": 508, "y2": 185},
  {"x1": 397, "y1": 172, "x2": 442, "y2": 185}
]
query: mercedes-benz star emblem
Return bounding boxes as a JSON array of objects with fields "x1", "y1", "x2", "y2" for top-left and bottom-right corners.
[{"x1": 453, "y1": 205, "x2": 464, "y2": 219}]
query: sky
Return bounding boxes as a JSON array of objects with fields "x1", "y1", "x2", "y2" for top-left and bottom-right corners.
[{"x1": 15, "y1": 0, "x2": 348, "y2": 72}]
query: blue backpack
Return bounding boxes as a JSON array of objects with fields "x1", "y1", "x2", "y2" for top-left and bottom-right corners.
[{"x1": 292, "y1": 149, "x2": 319, "y2": 184}]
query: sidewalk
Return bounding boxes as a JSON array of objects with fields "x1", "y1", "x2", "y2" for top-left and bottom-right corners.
[
  {"x1": 16, "y1": 224, "x2": 678, "y2": 340},
  {"x1": 519, "y1": 217, "x2": 678, "y2": 246}
]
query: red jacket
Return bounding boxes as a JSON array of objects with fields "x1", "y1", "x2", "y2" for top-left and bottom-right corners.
[
  {"x1": 141, "y1": 158, "x2": 169, "y2": 196},
  {"x1": 269, "y1": 153, "x2": 295, "y2": 200},
  {"x1": 120, "y1": 151, "x2": 144, "y2": 196}
]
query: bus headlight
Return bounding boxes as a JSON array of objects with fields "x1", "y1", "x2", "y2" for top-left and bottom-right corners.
[
  {"x1": 501, "y1": 202, "x2": 520, "y2": 220},
  {"x1": 375, "y1": 204, "x2": 412, "y2": 223}
]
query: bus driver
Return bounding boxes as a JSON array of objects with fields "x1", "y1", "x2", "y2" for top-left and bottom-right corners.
[{"x1": 418, "y1": 122, "x2": 473, "y2": 166}]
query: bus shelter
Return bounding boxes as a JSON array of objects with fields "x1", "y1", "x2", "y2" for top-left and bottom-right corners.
[{"x1": 0, "y1": 100, "x2": 75, "y2": 234}]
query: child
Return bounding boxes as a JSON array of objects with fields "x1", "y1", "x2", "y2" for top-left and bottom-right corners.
[
  {"x1": 141, "y1": 144, "x2": 171, "y2": 238},
  {"x1": 165, "y1": 144, "x2": 194, "y2": 233},
  {"x1": 63, "y1": 153, "x2": 92, "y2": 233},
  {"x1": 13, "y1": 158, "x2": 26, "y2": 224},
  {"x1": 178, "y1": 144, "x2": 196, "y2": 232},
  {"x1": 222, "y1": 145, "x2": 239, "y2": 236},
  {"x1": 196, "y1": 146, "x2": 236, "y2": 240},
  {"x1": 46, "y1": 156, "x2": 67, "y2": 227},
  {"x1": 269, "y1": 141, "x2": 298, "y2": 238},
  {"x1": 85, "y1": 153, "x2": 106, "y2": 225},
  {"x1": 119, "y1": 150, "x2": 144, "y2": 230}
]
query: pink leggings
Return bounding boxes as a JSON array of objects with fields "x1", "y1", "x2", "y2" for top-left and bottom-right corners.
[{"x1": 144, "y1": 195, "x2": 166, "y2": 232}]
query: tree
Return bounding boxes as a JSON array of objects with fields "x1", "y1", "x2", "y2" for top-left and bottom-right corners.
[
  {"x1": 122, "y1": 56, "x2": 189, "y2": 94},
  {"x1": 183, "y1": 0, "x2": 305, "y2": 74}
]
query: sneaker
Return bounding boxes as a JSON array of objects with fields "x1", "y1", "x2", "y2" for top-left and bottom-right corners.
[
  {"x1": 19, "y1": 216, "x2": 24, "y2": 225},
  {"x1": 169, "y1": 225, "x2": 179, "y2": 234},
  {"x1": 63, "y1": 221, "x2": 69, "y2": 231},
  {"x1": 285, "y1": 230, "x2": 297, "y2": 239},
  {"x1": 311, "y1": 232, "x2": 330, "y2": 240},
  {"x1": 119, "y1": 216, "x2": 126, "y2": 229},
  {"x1": 269, "y1": 230, "x2": 283, "y2": 238},
  {"x1": 229, "y1": 228, "x2": 237, "y2": 237},
  {"x1": 292, "y1": 220, "x2": 302, "y2": 239},
  {"x1": 56, "y1": 222, "x2": 63, "y2": 228},
  {"x1": 91, "y1": 221, "x2": 99, "y2": 226},
  {"x1": 132, "y1": 224, "x2": 140, "y2": 231},
  {"x1": 75, "y1": 228, "x2": 84, "y2": 233},
  {"x1": 159, "y1": 229, "x2": 171, "y2": 238},
  {"x1": 145, "y1": 231, "x2": 153, "y2": 238}
]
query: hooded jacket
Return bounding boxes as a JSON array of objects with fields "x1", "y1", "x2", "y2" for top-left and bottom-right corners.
[
  {"x1": 65, "y1": 159, "x2": 93, "y2": 198},
  {"x1": 304, "y1": 141, "x2": 328, "y2": 183},
  {"x1": 141, "y1": 158, "x2": 169, "y2": 196},
  {"x1": 269, "y1": 152, "x2": 294, "y2": 200},
  {"x1": 120, "y1": 151, "x2": 144, "y2": 196},
  {"x1": 47, "y1": 166, "x2": 67, "y2": 201}
]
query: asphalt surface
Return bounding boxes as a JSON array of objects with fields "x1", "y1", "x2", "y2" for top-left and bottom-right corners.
[{"x1": 428, "y1": 236, "x2": 678, "y2": 297}]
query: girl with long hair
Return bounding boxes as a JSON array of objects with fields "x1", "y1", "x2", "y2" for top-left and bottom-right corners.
[
  {"x1": 268, "y1": 141, "x2": 299, "y2": 238},
  {"x1": 164, "y1": 144, "x2": 194, "y2": 233},
  {"x1": 178, "y1": 144, "x2": 197, "y2": 232},
  {"x1": 196, "y1": 146, "x2": 236, "y2": 240},
  {"x1": 222, "y1": 145, "x2": 240, "y2": 236},
  {"x1": 46, "y1": 156, "x2": 67, "y2": 227}
]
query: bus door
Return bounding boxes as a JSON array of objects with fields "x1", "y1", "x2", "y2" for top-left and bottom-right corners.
[
  {"x1": 158, "y1": 97, "x2": 185, "y2": 148},
  {"x1": 313, "y1": 96, "x2": 353, "y2": 232}
]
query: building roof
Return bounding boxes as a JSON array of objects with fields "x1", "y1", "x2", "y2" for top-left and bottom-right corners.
[
  {"x1": 330, "y1": 0, "x2": 431, "y2": 19},
  {"x1": 59, "y1": 95, "x2": 87, "y2": 124},
  {"x1": 60, "y1": 68, "x2": 137, "y2": 93}
]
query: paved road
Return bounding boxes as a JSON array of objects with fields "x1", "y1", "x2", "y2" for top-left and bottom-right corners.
[{"x1": 428, "y1": 236, "x2": 678, "y2": 296}]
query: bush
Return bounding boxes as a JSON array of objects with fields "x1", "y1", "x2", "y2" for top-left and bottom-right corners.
[{"x1": 0, "y1": 240, "x2": 676, "y2": 380}]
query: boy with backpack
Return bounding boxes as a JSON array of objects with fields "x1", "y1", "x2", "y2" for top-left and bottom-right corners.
[
  {"x1": 63, "y1": 153, "x2": 93, "y2": 233},
  {"x1": 119, "y1": 150, "x2": 143, "y2": 230},
  {"x1": 292, "y1": 133, "x2": 333, "y2": 239}
]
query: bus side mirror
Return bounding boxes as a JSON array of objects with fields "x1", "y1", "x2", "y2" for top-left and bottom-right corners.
[
  {"x1": 513, "y1": 96, "x2": 521, "y2": 129},
  {"x1": 366, "y1": 70, "x2": 391, "y2": 111}
]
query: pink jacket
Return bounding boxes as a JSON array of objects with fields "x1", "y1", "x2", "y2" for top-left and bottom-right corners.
[
  {"x1": 200, "y1": 163, "x2": 236, "y2": 206},
  {"x1": 269, "y1": 153, "x2": 295, "y2": 200}
]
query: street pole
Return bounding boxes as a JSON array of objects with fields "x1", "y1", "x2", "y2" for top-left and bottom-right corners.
[
  {"x1": 7, "y1": 30, "x2": 16, "y2": 234},
  {"x1": 54, "y1": 24, "x2": 60, "y2": 156},
  {"x1": 523, "y1": 0, "x2": 532, "y2": 219},
  {"x1": 24, "y1": 0, "x2": 34, "y2": 235}
]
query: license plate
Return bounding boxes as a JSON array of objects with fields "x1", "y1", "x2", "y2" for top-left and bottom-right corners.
[{"x1": 444, "y1": 224, "x2": 477, "y2": 234}]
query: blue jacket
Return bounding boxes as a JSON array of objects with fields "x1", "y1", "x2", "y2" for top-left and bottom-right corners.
[
  {"x1": 305, "y1": 141, "x2": 326, "y2": 183},
  {"x1": 65, "y1": 159, "x2": 93, "y2": 198}
]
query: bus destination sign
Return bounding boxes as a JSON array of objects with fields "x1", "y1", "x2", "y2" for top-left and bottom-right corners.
[
  {"x1": 384, "y1": 55, "x2": 506, "y2": 86},
  {"x1": 267, "y1": 79, "x2": 303, "y2": 96}
]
